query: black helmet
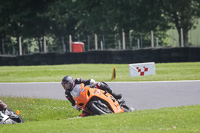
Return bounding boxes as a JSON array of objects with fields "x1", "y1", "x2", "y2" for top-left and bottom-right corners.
[{"x1": 61, "y1": 75, "x2": 74, "y2": 90}]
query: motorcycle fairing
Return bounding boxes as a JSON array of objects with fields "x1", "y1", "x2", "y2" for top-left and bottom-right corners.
[{"x1": 72, "y1": 83, "x2": 124, "y2": 113}]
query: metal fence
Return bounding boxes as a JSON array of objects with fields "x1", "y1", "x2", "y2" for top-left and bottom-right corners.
[{"x1": 0, "y1": 30, "x2": 200, "y2": 56}]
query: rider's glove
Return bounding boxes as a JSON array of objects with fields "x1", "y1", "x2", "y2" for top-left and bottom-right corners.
[
  {"x1": 73, "y1": 105, "x2": 81, "y2": 111},
  {"x1": 90, "y1": 79, "x2": 96, "y2": 87}
]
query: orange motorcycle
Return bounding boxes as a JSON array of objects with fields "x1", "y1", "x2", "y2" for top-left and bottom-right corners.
[{"x1": 71, "y1": 83, "x2": 134, "y2": 116}]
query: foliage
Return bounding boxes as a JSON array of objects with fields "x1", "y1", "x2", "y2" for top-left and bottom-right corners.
[
  {"x1": 156, "y1": 0, "x2": 200, "y2": 46},
  {"x1": 0, "y1": 0, "x2": 200, "y2": 53}
]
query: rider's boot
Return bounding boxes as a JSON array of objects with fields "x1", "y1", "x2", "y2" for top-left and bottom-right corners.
[{"x1": 130, "y1": 107, "x2": 136, "y2": 112}]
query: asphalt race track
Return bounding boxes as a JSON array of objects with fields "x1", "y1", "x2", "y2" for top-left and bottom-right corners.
[{"x1": 0, "y1": 80, "x2": 200, "y2": 110}]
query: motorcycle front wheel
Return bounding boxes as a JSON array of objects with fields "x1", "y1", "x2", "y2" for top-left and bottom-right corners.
[{"x1": 90, "y1": 100, "x2": 113, "y2": 115}]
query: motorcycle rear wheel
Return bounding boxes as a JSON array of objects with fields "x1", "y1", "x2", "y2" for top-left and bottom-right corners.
[{"x1": 90, "y1": 101, "x2": 113, "y2": 115}]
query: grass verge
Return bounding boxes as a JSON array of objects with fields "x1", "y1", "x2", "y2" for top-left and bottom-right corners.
[
  {"x1": 0, "y1": 96, "x2": 80, "y2": 122},
  {"x1": 0, "y1": 97, "x2": 200, "y2": 133},
  {"x1": 0, "y1": 62, "x2": 200, "y2": 82}
]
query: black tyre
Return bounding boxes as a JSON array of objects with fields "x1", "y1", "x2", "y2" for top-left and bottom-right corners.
[
  {"x1": 7, "y1": 108, "x2": 24, "y2": 123},
  {"x1": 90, "y1": 101, "x2": 113, "y2": 115},
  {"x1": 122, "y1": 105, "x2": 131, "y2": 112},
  {"x1": 117, "y1": 99, "x2": 136, "y2": 112}
]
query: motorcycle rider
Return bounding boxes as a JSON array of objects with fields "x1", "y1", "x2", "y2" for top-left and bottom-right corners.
[
  {"x1": 61, "y1": 75, "x2": 122, "y2": 117},
  {"x1": 0, "y1": 100, "x2": 7, "y2": 112}
]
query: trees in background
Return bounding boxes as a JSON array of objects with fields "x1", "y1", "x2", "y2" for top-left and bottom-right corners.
[
  {"x1": 0, "y1": 0, "x2": 200, "y2": 53},
  {"x1": 156, "y1": 0, "x2": 200, "y2": 46}
]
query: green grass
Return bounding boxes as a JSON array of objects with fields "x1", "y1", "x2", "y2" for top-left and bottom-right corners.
[
  {"x1": 0, "y1": 97, "x2": 200, "y2": 133},
  {"x1": 0, "y1": 62, "x2": 200, "y2": 82},
  {"x1": 0, "y1": 96, "x2": 80, "y2": 122}
]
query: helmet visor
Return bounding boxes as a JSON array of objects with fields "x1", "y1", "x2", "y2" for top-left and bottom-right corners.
[{"x1": 61, "y1": 81, "x2": 72, "y2": 90}]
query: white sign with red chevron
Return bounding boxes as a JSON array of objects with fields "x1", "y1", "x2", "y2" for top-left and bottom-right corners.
[{"x1": 129, "y1": 62, "x2": 155, "y2": 77}]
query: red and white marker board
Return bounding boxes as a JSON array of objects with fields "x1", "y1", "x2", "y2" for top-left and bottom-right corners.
[{"x1": 129, "y1": 62, "x2": 155, "y2": 77}]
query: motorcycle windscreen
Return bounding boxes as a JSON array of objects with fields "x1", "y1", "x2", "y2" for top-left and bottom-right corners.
[{"x1": 70, "y1": 84, "x2": 81, "y2": 97}]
